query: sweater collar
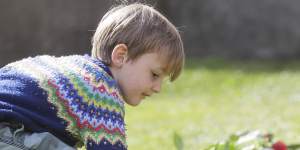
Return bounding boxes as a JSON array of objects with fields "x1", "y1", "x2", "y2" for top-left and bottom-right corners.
[{"x1": 84, "y1": 54, "x2": 113, "y2": 78}]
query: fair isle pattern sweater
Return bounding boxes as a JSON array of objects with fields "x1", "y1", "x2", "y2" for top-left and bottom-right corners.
[{"x1": 0, "y1": 55, "x2": 127, "y2": 150}]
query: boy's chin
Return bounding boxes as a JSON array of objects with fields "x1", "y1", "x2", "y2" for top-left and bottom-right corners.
[{"x1": 124, "y1": 98, "x2": 142, "y2": 106}]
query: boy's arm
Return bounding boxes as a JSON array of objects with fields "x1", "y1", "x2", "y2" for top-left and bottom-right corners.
[{"x1": 44, "y1": 76, "x2": 127, "y2": 150}]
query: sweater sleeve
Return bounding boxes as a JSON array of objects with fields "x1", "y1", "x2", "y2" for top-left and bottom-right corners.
[
  {"x1": 0, "y1": 65, "x2": 54, "y2": 128},
  {"x1": 0, "y1": 64, "x2": 79, "y2": 145}
]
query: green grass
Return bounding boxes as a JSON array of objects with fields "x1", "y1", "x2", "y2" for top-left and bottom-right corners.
[{"x1": 125, "y1": 58, "x2": 300, "y2": 150}]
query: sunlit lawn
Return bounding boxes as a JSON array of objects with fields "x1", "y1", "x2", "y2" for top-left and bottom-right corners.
[{"x1": 125, "y1": 58, "x2": 300, "y2": 150}]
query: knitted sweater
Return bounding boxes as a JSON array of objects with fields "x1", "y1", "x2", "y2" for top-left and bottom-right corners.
[{"x1": 0, "y1": 55, "x2": 127, "y2": 150}]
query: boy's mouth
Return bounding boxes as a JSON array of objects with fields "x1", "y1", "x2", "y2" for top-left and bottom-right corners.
[{"x1": 142, "y1": 93, "x2": 151, "y2": 99}]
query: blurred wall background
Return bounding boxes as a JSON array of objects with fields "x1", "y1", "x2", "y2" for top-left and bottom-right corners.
[{"x1": 1, "y1": 0, "x2": 300, "y2": 66}]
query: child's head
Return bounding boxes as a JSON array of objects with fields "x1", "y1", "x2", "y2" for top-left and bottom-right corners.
[{"x1": 92, "y1": 3, "x2": 184, "y2": 106}]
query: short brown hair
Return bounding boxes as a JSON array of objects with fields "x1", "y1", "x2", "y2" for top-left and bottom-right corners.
[{"x1": 92, "y1": 3, "x2": 185, "y2": 81}]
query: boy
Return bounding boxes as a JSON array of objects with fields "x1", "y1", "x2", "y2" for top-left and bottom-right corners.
[{"x1": 0, "y1": 3, "x2": 184, "y2": 150}]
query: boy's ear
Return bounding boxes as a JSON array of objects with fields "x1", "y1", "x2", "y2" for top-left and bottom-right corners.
[{"x1": 111, "y1": 44, "x2": 128, "y2": 67}]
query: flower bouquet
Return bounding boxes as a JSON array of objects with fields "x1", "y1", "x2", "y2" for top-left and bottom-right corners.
[{"x1": 204, "y1": 130, "x2": 300, "y2": 150}]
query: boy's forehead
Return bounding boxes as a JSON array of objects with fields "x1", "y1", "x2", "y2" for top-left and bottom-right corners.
[{"x1": 142, "y1": 52, "x2": 167, "y2": 70}]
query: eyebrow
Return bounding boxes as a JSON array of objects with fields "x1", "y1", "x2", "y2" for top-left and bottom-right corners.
[{"x1": 154, "y1": 67, "x2": 167, "y2": 76}]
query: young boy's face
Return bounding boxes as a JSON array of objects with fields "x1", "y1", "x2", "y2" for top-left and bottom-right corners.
[{"x1": 116, "y1": 52, "x2": 167, "y2": 106}]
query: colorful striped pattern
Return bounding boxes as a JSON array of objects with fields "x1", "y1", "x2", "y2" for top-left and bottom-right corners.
[{"x1": 8, "y1": 55, "x2": 127, "y2": 149}]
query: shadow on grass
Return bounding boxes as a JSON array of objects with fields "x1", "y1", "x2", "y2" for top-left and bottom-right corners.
[{"x1": 185, "y1": 57, "x2": 300, "y2": 73}]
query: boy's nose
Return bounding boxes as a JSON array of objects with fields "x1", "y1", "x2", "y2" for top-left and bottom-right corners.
[{"x1": 152, "y1": 80, "x2": 162, "y2": 93}]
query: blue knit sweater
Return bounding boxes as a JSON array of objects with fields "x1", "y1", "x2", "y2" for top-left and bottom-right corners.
[{"x1": 0, "y1": 55, "x2": 127, "y2": 150}]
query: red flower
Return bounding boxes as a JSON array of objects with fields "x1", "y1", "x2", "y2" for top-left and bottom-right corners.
[{"x1": 272, "y1": 141, "x2": 287, "y2": 150}]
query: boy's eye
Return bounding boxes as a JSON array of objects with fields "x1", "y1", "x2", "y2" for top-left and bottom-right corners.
[{"x1": 152, "y1": 72, "x2": 159, "y2": 79}]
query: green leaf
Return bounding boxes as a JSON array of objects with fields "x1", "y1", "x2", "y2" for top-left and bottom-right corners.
[{"x1": 173, "y1": 132, "x2": 184, "y2": 150}]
